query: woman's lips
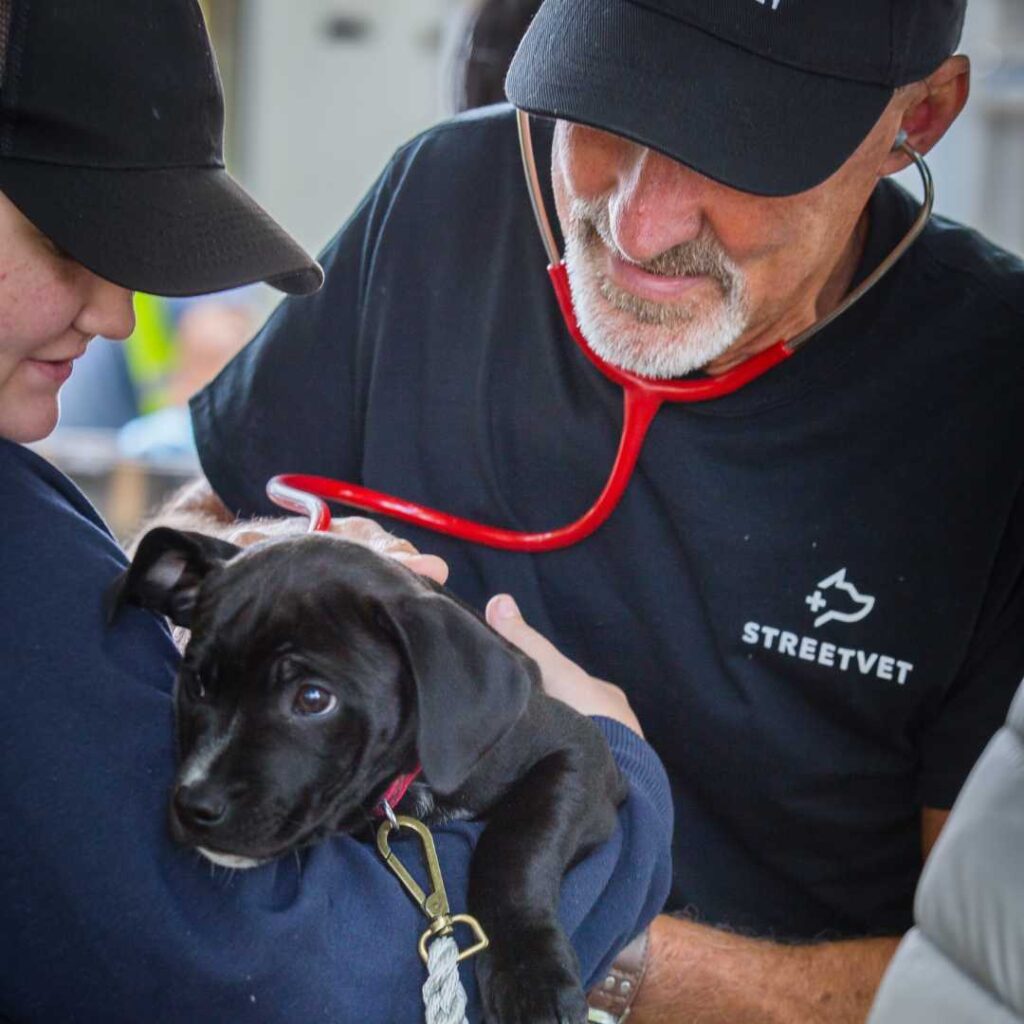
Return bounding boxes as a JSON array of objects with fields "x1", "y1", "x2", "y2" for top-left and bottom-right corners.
[
  {"x1": 605, "y1": 250, "x2": 709, "y2": 303},
  {"x1": 27, "y1": 358, "x2": 74, "y2": 384}
]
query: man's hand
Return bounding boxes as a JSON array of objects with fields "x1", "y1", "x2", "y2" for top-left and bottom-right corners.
[
  {"x1": 226, "y1": 514, "x2": 449, "y2": 584},
  {"x1": 136, "y1": 476, "x2": 448, "y2": 584},
  {"x1": 485, "y1": 593, "x2": 643, "y2": 737}
]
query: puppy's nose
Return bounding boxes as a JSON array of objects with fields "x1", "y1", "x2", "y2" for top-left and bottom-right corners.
[{"x1": 174, "y1": 783, "x2": 229, "y2": 829}]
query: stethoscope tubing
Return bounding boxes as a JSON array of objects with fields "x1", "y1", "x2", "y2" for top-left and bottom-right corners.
[{"x1": 269, "y1": 115, "x2": 934, "y2": 550}]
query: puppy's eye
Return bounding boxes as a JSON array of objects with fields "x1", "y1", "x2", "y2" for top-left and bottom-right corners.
[{"x1": 293, "y1": 684, "x2": 337, "y2": 717}]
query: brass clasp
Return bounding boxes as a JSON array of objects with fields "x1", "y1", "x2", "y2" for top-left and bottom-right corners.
[{"x1": 376, "y1": 811, "x2": 489, "y2": 965}]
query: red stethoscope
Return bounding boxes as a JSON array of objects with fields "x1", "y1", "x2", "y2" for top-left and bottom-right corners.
[{"x1": 269, "y1": 114, "x2": 934, "y2": 550}]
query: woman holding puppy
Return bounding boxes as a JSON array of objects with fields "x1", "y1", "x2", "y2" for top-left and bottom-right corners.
[{"x1": 0, "y1": 2, "x2": 670, "y2": 1021}]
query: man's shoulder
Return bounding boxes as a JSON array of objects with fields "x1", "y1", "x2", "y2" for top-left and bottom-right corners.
[
  {"x1": 875, "y1": 182, "x2": 1024, "y2": 388},
  {"x1": 312, "y1": 103, "x2": 537, "y2": 274},
  {"x1": 916, "y1": 204, "x2": 1024, "y2": 325},
  {"x1": 382, "y1": 103, "x2": 541, "y2": 210},
  {"x1": 395, "y1": 102, "x2": 522, "y2": 163},
  {"x1": 336, "y1": 103, "x2": 545, "y2": 291}
]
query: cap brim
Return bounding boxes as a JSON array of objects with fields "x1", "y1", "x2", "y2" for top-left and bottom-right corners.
[
  {"x1": 506, "y1": 0, "x2": 894, "y2": 197},
  {"x1": 0, "y1": 160, "x2": 323, "y2": 297}
]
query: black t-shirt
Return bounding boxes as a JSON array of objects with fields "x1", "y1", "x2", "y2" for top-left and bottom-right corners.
[{"x1": 193, "y1": 104, "x2": 1024, "y2": 940}]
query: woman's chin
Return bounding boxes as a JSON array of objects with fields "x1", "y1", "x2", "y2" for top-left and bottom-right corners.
[{"x1": 0, "y1": 398, "x2": 60, "y2": 444}]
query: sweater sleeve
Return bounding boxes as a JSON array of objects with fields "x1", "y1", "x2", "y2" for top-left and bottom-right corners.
[
  {"x1": 566, "y1": 718, "x2": 675, "y2": 988},
  {"x1": 0, "y1": 443, "x2": 672, "y2": 1024}
]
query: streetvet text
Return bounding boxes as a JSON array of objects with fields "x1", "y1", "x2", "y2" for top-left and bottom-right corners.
[{"x1": 742, "y1": 622, "x2": 914, "y2": 684}]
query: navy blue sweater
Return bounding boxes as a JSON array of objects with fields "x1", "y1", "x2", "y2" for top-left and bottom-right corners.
[{"x1": 0, "y1": 439, "x2": 673, "y2": 1023}]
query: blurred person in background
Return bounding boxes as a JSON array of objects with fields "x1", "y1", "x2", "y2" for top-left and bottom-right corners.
[
  {"x1": 454, "y1": 0, "x2": 541, "y2": 111},
  {"x1": 0, "y1": 1, "x2": 671, "y2": 1021},
  {"x1": 58, "y1": 293, "x2": 180, "y2": 431},
  {"x1": 175, "y1": 0, "x2": 1024, "y2": 1021},
  {"x1": 118, "y1": 290, "x2": 258, "y2": 461}
]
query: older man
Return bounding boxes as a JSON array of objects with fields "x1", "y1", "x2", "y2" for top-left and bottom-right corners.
[{"x1": 188, "y1": 0, "x2": 1024, "y2": 1020}]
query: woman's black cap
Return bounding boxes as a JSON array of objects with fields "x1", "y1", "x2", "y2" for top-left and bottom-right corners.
[
  {"x1": 0, "y1": 0, "x2": 323, "y2": 297},
  {"x1": 506, "y1": 0, "x2": 967, "y2": 197}
]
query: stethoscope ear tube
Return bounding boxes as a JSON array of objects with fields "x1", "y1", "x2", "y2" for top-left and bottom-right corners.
[
  {"x1": 787, "y1": 135, "x2": 933, "y2": 353},
  {"x1": 268, "y1": 117, "x2": 935, "y2": 550},
  {"x1": 517, "y1": 110, "x2": 562, "y2": 267}
]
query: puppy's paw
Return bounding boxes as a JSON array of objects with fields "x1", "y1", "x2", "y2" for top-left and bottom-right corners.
[{"x1": 477, "y1": 925, "x2": 588, "y2": 1024}]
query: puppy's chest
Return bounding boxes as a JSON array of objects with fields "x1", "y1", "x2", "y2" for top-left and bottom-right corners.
[{"x1": 404, "y1": 782, "x2": 475, "y2": 825}]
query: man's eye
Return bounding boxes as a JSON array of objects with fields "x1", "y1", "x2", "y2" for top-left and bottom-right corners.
[{"x1": 292, "y1": 685, "x2": 337, "y2": 717}]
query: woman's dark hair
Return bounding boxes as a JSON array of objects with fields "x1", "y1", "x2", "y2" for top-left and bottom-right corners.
[{"x1": 455, "y1": 0, "x2": 542, "y2": 112}]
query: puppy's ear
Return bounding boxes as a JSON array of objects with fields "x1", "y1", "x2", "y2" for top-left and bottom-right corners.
[
  {"x1": 107, "y1": 527, "x2": 241, "y2": 627},
  {"x1": 384, "y1": 592, "x2": 534, "y2": 796}
]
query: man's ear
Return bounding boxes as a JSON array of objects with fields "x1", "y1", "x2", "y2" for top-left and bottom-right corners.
[
  {"x1": 881, "y1": 55, "x2": 970, "y2": 176},
  {"x1": 383, "y1": 591, "x2": 535, "y2": 796},
  {"x1": 106, "y1": 527, "x2": 241, "y2": 627}
]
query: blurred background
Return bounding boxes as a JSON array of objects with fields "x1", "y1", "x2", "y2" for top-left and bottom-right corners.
[{"x1": 35, "y1": 0, "x2": 1024, "y2": 540}]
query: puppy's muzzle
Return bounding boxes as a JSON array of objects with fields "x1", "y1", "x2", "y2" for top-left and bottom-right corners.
[
  {"x1": 170, "y1": 778, "x2": 251, "y2": 839},
  {"x1": 172, "y1": 781, "x2": 231, "y2": 831},
  {"x1": 169, "y1": 780, "x2": 268, "y2": 870}
]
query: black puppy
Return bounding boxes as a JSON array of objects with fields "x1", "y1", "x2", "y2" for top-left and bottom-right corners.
[{"x1": 111, "y1": 526, "x2": 627, "y2": 1024}]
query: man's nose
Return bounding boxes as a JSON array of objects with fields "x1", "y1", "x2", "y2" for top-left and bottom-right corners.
[
  {"x1": 74, "y1": 269, "x2": 136, "y2": 341},
  {"x1": 608, "y1": 147, "x2": 706, "y2": 264}
]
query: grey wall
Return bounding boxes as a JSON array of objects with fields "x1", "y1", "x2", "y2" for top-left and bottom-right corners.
[
  {"x1": 895, "y1": 0, "x2": 1024, "y2": 254},
  {"x1": 234, "y1": 0, "x2": 459, "y2": 262}
]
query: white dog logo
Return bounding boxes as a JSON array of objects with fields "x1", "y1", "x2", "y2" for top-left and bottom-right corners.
[{"x1": 805, "y1": 569, "x2": 875, "y2": 628}]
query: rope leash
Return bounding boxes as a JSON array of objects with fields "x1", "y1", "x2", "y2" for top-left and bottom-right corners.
[
  {"x1": 376, "y1": 801, "x2": 488, "y2": 1024},
  {"x1": 423, "y1": 935, "x2": 469, "y2": 1024}
]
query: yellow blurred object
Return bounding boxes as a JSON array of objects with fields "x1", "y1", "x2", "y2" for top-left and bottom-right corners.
[{"x1": 123, "y1": 293, "x2": 176, "y2": 413}]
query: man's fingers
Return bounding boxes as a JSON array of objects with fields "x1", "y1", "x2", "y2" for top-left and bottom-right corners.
[
  {"x1": 227, "y1": 527, "x2": 271, "y2": 547},
  {"x1": 485, "y1": 594, "x2": 571, "y2": 675},
  {"x1": 222, "y1": 513, "x2": 448, "y2": 582},
  {"x1": 328, "y1": 516, "x2": 418, "y2": 556},
  {"x1": 391, "y1": 552, "x2": 449, "y2": 585},
  {"x1": 486, "y1": 593, "x2": 644, "y2": 736},
  {"x1": 326, "y1": 516, "x2": 447, "y2": 580}
]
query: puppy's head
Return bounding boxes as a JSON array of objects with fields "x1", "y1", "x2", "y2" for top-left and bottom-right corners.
[{"x1": 111, "y1": 527, "x2": 533, "y2": 868}]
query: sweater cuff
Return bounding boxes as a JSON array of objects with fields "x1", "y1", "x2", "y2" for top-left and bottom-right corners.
[{"x1": 593, "y1": 716, "x2": 674, "y2": 836}]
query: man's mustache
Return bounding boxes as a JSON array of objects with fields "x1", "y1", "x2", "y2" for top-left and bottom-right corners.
[{"x1": 573, "y1": 200, "x2": 737, "y2": 295}]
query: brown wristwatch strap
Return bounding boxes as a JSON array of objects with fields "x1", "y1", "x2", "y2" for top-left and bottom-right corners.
[{"x1": 586, "y1": 928, "x2": 651, "y2": 1023}]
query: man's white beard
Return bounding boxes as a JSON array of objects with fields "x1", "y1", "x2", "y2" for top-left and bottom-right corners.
[{"x1": 562, "y1": 199, "x2": 750, "y2": 378}]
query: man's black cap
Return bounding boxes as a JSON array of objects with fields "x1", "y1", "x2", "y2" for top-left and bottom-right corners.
[
  {"x1": 0, "y1": 0, "x2": 323, "y2": 297},
  {"x1": 506, "y1": 0, "x2": 967, "y2": 197}
]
